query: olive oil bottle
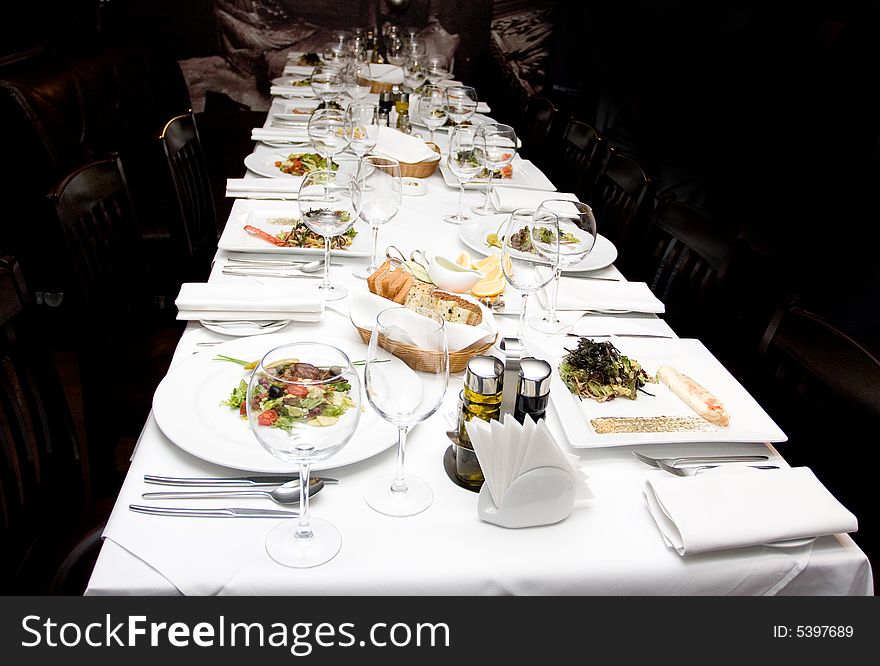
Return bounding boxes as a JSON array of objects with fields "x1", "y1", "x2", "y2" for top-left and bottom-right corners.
[{"x1": 455, "y1": 356, "x2": 504, "y2": 488}]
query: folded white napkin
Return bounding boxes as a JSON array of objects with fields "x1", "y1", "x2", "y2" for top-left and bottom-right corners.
[
  {"x1": 373, "y1": 126, "x2": 440, "y2": 163},
  {"x1": 350, "y1": 290, "x2": 497, "y2": 352},
  {"x1": 225, "y1": 178, "x2": 301, "y2": 198},
  {"x1": 369, "y1": 63, "x2": 404, "y2": 84},
  {"x1": 251, "y1": 128, "x2": 310, "y2": 142},
  {"x1": 175, "y1": 283, "x2": 324, "y2": 322},
  {"x1": 282, "y1": 64, "x2": 316, "y2": 77},
  {"x1": 492, "y1": 188, "x2": 578, "y2": 213},
  {"x1": 644, "y1": 467, "x2": 857, "y2": 555},
  {"x1": 540, "y1": 279, "x2": 666, "y2": 313},
  {"x1": 569, "y1": 316, "x2": 676, "y2": 338},
  {"x1": 270, "y1": 85, "x2": 315, "y2": 98}
]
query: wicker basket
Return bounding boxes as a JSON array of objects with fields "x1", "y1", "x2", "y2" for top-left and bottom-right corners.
[
  {"x1": 398, "y1": 142, "x2": 441, "y2": 179},
  {"x1": 370, "y1": 80, "x2": 394, "y2": 94},
  {"x1": 353, "y1": 320, "x2": 497, "y2": 374}
]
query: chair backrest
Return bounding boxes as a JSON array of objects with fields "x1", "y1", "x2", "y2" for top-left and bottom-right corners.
[
  {"x1": 587, "y1": 150, "x2": 651, "y2": 251},
  {"x1": 639, "y1": 198, "x2": 743, "y2": 338},
  {"x1": 0, "y1": 255, "x2": 85, "y2": 591},
  {"x1": 159, "y1": 111, "x2": 218, "y2": 278},
  {"x1": 519, "y1": 96, "x2": 560, "y2": 168},
  {"x1": 555, "y1": 118, "x2": 608, "y2": 200}
]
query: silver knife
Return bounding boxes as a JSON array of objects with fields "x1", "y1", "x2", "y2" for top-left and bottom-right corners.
[
  {"x1": 222, "y1": 269, "x2": 322, "y2": 279},
  {"x1": 130, "y1": 504, "x2": 298, "y2": 518},
  {"x1": 561, "y1": 275, "x2": 623, "y2": 281},
  {"x1": 144, "y1": 474, "x2": 339, "y2": 487}
]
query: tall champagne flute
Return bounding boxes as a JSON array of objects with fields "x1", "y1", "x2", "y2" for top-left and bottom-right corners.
[
  {"x1": 471, "y1": 123, "x2": 517, "y2": 215},
  {"x1": 417, "y1": 85, "x2": 447, "y2": 143},
  {"x1": 308, "y1": 107, "x2": 353, "y2": 174},
  {"x1": 351, "y1": 156, "x2": 402, "y2": 280},
  {"x1": 500, "y1": 208, "x2": 560, "y2": 338},
  {"x1": 349, "y1": 103, "x2": 379, "y2": 173},
  {"x1": 247, "y1": 342, "x2": 361, "y2": 567},
  {"x1": 443, "y1": 125, "x2": 481, "y2": 224},
  {"x1": 444, "y1": 86, "x2": 478, "y2": 127},
  {"x1": 364, "y1": 307, "x2": 449, "y2": 516},
  {"x1": 529, "y1": 200, "x2": 598, "y2": 334},
  {"x1": 298, "y1": 170, "x2": 359, "y2": 301}
]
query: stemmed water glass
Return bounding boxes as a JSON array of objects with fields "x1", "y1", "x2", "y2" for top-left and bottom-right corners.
[
  {"x1": 364, "y1": 307, "x2": 449, "y2": 516},
  {"x1": 424, "y1": 55, "x2": 450, "y2": 84},
  {"x1": 310, "y1": 64, "x2": 345, "y2": 105},
  {"x1": 471, "y1": 123, "x2": 517, "y2": 216},
  {"x1": 298, "y1": 169, "x2": 359, "y2": 301},
  {"x1": 307, "y1": 107, "x2": 353, "y2": 174},
  {"x1": 417, "y1": 85, "x2": 447, "y2": 143},
  {"x1": 443, "y1": 125, "x2": 481, "y2": 225},
  {"x1": 344, "y1": 62, "x2": 372, "y2": 104},
  {"x1": 444, "y1": 86, "x2": 478, "y2": 127},
  {"x1": 529, "y1": 200, "x2": 598, "y2": 334},
  {"x1": 402, "y1": 56, "x2": 426, "y2": 93},
  {"x1": 246, "y1": 342, "x2": 361, "y2": 567},
  {"x1": 351, "y1": 156, "x2": 402, "y2": 280},
  {"x1": 386, "y1": 37, "x2": 406, "y2": 66},
  {"x1": 349, "y1": 103, "x2": 379, "y2": 173},
  {"x1": 500, "y1": 208, "x2": 560, "y2": 338}
]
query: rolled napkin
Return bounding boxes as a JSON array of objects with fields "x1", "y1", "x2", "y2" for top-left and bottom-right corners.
[
  {"x1": 644, "y1": 467, "x2": 858, "y2": 555},
  {"x1": 369, "y1": 63, "x2": 404, "y2": 84},
  {"x1": 270, "y1": 85, "x2": 315, "y2": 98},
  {"x1": 251, "y1": 128, "x2": 310, "y2": 143},
  {"x1": 175, "y1": 283, "x2": 324, "y2": 322},
  {"x1": 373, "y1": 126, "x2": 441, "y2": 164},
  {"x1": 492, "y1": 188, "x2": 578, "y2": 212},
  {"x1": 225, "y1": 178, "x2": 300, "y2": 198},
  {"x1": 539, "y1": 279, "x2": 666, "y2": 313}
]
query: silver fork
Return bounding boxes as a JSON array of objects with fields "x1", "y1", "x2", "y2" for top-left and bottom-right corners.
[
  {"x1": 656, "y1": 460, "x2": 779, "y2": 476},
  {"x1": 633, "y1": 451, "x2": 770, "y2": 468}
]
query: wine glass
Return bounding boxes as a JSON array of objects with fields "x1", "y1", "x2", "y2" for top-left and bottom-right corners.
[
  {"x1": 471, "y1": 123, "x2": 517, "y2": 216},
  {"x1": 364, "y1": 306, "x2": 449, "y2": 516},
  {"x1": 298, "y1": 169, "x2": 359, "y2": 301},
  {"x1": 444, "y1": 86, "x2": 478, "y2": 127},
  {"x1": 351, "y1": 156, "x2": 402, "y2": 280},
  {"x1": 402, "y1": 56, "x2": 426, "y2": 92},
  {"x1": 443, "y1": 125, "x2": 481, "y2": 225},
  {"x1": 344, "y1": 62, "x2": 372, "y2": 104},
  {"x1": 385, "y1": 36, "x2": 406, "y2": 66},
  {"x1": 246, "y1": 342, "x2": 361, "y2": 567},
  {"x1": 424, "y1": 55, "x2": 450, "y2": 85},
  {"x1": 310, "y1": 64, "x2": 345, "y2": 104},
  {"x1": 307, "y1": 107, "x2": 353, "y2": 174},
  {"x1": 500, "y1": 208, "x2": 560, "y2": 338},
  {"x1": 529, "y1": 200, "x2": 598, "y2": 334},
  {"x1": 416, "y1": 85, "x2": 447, "y2": 143},
  {"x1": 349, "y1": 103, "x2": 379, "y2": 172},
  {"x1": 406, "y1": 38, "x2": 427, "y2": 58}
]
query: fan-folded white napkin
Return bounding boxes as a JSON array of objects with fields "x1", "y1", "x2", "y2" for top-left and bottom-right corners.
[
  {"x1": 350, "y1": 290, "x2": 497, "y2": 352},
  {"x1": 373, "y1": 126, "x2": 441, "y2": 163},
  {"x1": 175, "y1": 283, "x2": 324, "y2": 322},
  {"x1": 540, "y1": 279, "x2": 666, "y2": 313},
  {"x1": 270, "y1": 85, "x2": 315, "y2": 98},
  {"x1": 492, "y1": 188, "x2": 578, "y2": 213},
  {"x1": 644, "y1": 467, "x2": 857, "y2": 555},
  {"x1": 225, "y1": 178, "x2": 301, "y2": 198},
  {"x1": 369, "y1": 63, "x2": 404, "y2": 84}
]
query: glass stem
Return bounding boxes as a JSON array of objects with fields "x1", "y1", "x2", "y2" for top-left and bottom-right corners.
[
  {"x1": 456, "y1": 182, "x2": 465, "y2": 218},
  {"x1": 368, "y1": 224, "x2": 380, "y2": 273},
  {"x1": 481, "y1": 177, "x2": 492, "y2": 211},
  {"x1": 296, "y1": 461, "x2": 313, "y2": 539},
  {"x1": 518, "y1": 292, "x2": 529, "y2": 338},
  {"x1": 322, "y1": 236, "x2": 332, "y2": 289},
  {"x1": 547, "y1": 268, "x2": 562, "y2": 322},
  {"x1": 392, "y1": 425, "x2": 410, "y2": 493}
]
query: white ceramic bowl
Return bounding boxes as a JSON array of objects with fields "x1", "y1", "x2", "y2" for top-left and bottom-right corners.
[{"x1": 427, "y1": 256, "x2": 484, "y2": 293}]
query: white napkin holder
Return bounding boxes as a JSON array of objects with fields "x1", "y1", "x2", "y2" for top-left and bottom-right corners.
[{"x1": 477, "y1": 467, "x2": 575, "y2": 528}]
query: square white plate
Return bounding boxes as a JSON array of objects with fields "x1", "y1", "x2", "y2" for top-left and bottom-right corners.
[
  {"x1": 439, "y1": 156, "x2": 555, "y2": 191},
  {"x1": 217, "y1": 199, "x2": 371, "y2": 257},
  {"x1": 526, "y1": 336, "x2": 787, "y2": 448},
  {"x1": 270, "y1": 98, "x2": 319, "y2": 123}
]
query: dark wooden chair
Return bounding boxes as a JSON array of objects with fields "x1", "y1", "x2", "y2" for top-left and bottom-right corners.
[
  {"x1": 48, "y1": 157, "x2": 181, "y2": 494},
  {"x1": 0, "y1": 255, "x2": 107, "y2": 593},
  {"x1": 518, "y1": 96, "x2": 561, "y2": 172},
  {"x1": 553, "y1": 118, "x2": 608, "y2": 200},
  {"x1": 753, "y1": 299, "x2": 880, "y2": 587},
  {"x1": 587, "y1": 149, "x2": 652, "y2": 255},
  {"x1": 159, "y1": 111, "x2": 219, "y2": 282}
]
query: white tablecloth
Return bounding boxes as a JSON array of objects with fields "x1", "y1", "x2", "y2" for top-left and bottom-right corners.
[{"x1": 85, "y1": 102, "x2": 874, "y2": 597}]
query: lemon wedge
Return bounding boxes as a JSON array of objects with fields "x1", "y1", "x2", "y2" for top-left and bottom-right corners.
[{"x1": 455, "y1": 251, "x2": 472, "y2": 268}]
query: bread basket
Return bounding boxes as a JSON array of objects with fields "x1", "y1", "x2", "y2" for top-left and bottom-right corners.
[
  {"x1": 370, "y1": 80, "x2": 394, "y2": 94},
  {"x1": 398, "y1": 142, "x2": 441, "y2": 179},
  {"x1": 353, "y1": 321, "x2": 497, "y2": 373}
]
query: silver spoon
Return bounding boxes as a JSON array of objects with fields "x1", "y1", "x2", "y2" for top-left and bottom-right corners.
[{"x1": 140, "y1": 478, "x2": 325, "y2": 505}]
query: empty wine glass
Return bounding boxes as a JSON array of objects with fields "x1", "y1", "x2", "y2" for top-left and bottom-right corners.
[
  {"x1": 444, "y1": 86, "x2": 478, "y2": 127},
  {"x1": 529, "y1": 200, "x2": 598, "y2": 334},
  {"x1": 500, "y1": 208, "x2": 560, "y2": 338},
  {"x1": 307, "y1": 107, "x2": 353, "y2": 174},
  {"x1": 352, "y1": 157, "x2": 402, "y2": 280},
  {"x1": 247, "y1": 342, "x2": 361, "y2": 567},
  {"x1": 344, "y1": 62, "x2": 372, "y2": 103},
  {"x1": 385, "y1": 36, "x2": 406, "y2": 66},
  {"x1": 471, "y1": 123, "x2": 517, "y2": 216},
  {"x1": 402, "y1": 56, "x2": 426, "y2": 92},
  {"x1": 321, "y1": 43, "x2": 348, "y2": 69},
  {"x1": 443, "y1": 125, "x2": 481, "y2": 225},
  {"x1": 417, "y1": 85, "x2": 447, "y2": 142},
  {"x1": 310, "y1": 64, "x2": 345, "y2": 104},
  {"x1": 406, "y1": 38, "x2": 427, "y2": 58},
  {"x1": 298, "y1": 169, "x2": 359, "y2": 301},
  {"x1": 349, "y1": 103, "x2": 379, "y2": 172},
  {"x1": 423, "y1": 54, "x2": 450, "y2": 84},
  {"x1": 364, "y1": 307, "x2": 449, "y2": 516}
]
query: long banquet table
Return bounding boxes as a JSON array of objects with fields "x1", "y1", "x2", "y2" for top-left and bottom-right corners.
[{"x1": 85, "y1": 89, "x2": 874, "y2": 596}]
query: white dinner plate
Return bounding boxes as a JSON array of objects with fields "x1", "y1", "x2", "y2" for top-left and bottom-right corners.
[
  {"x1": 218, "y1": 198, "x2": 371, "y2": 257},
  {"x1": 439, "y1": 156, "x2": 555, "y2": 191},
  {"x1": 270, "y1": 98, "x2": 320, "y2": 123},
  {"x1": 199, "y1": 319, "x2": 291, "y2": 336},
  {"x1": 526, "y1": 337, "x2": 787, "y2": 448},
  {"x1": 152, "y1": 333, "x2": 397, "y2": 472},
  {"x1": 457, "y1": 215, "x2": 618, "y2": 273},
  {"x1": 243, "y1": 151, "x2": 358, "y2": 180}
]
